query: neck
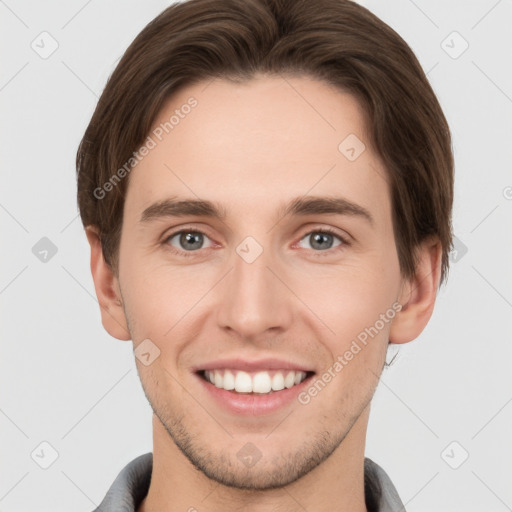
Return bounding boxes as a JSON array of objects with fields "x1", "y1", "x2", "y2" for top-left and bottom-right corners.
[{"x1": 138, "y1": 409, "x2": 370, "y2": 512}]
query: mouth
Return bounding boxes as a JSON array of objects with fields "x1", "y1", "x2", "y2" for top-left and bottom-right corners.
[
  {"x1": 193, "y1": 358, "x2": 316, "y2": 415},
  {"x1": 197, "y1": 368, "x2": 315, "y2": 394}
]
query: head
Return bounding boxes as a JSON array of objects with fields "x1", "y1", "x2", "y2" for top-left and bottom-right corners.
[{"x1": 78, "y1": 0, "x2": 453, "y2": 491}]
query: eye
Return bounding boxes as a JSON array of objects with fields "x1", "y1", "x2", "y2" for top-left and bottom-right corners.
[
  {"x1": 163, "y1": 228, "x2": 214, "y2": 256},
  {"x1": 296, "y1": 228, "x2": 349, "y2": 254},
  {"x1": 162, "y1": 226, "x2": 350, "y2": 259}
]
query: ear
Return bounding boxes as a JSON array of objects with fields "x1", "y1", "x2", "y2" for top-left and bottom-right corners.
[
  {"x1": 85, "y1": 225, "x2": 131, "y2": 341},
  {"x1": 389, "y1": 236, "x2": 442, "y2": 344}
]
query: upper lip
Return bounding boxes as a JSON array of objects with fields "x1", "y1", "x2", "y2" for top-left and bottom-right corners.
[{"x1": 193, "y1": 357, "x2": 315, "y2": 373}]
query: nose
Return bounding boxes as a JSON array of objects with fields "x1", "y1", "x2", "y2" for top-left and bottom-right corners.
[{"x1": 215, "y1": 242, "x2": 294, "y2": 342}]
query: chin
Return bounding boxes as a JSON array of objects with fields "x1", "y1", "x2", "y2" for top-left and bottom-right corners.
[{"x1": 159, "y1": 410, "x2": 343, "y2": 491}]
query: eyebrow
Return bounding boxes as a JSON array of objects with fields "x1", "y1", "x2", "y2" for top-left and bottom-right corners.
[{"x1": 139, "y1": 195, "x2": 374, "y2": 227}]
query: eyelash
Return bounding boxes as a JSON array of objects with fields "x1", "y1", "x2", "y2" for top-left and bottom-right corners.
[{"x1": 162, "y1": 225, "x2": 351, "y2": 259}]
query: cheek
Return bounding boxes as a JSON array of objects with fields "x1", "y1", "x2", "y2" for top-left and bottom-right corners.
[
  {"x1": 119, "y1": 257, "x2": 181, "y2": 337},
  {"x1": 119, "y1": 252, "x2": 219, "y2": 353},
  {"x1": 302, "y1": 272, "x2": 394, "y2": 406},
  {"x1": 295, "y1": 263, "x2": 398, "y2": 341}
]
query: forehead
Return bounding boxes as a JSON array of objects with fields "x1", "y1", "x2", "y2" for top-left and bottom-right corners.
[{"x1": 124, "y1": 74, "x2": 390, "y2": 225}]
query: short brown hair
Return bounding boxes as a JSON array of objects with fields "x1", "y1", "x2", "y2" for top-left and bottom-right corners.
[{"x1": 76, "y1": 0, "x2": 454, "y2": 286}]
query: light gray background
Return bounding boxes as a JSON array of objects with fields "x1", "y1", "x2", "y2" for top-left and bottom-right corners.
[{"x1": 1, "y1": 0, "x2": 511, "y2": 510}]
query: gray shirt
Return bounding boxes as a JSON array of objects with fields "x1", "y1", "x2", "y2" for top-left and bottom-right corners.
[{"x1": 92, "y1": 452, "x2": 406, "y2": 512}]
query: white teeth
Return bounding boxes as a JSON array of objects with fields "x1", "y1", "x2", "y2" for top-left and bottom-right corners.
[
  {"x1": 284, "y1": 371, "x2": 295, "y2": 389},
  {"x1": 223, "y1": 370, "x2": 235, "y2": 390},
  {"x1": 203, "y1": 369, "x2": 308, "y2": 394},
  {"x1": 253, "y1": 372, "x2": 272, "y2": 393},
  {"x1": 234, "y1": 371, "x2": 253, "y2": 392},
  {"x1": 271, "y1": 372, "x2": 285, "y2": 391}
]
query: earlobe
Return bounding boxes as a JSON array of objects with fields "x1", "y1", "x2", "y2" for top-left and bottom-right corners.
[
  {"x1": 389, "y1": 236, "x2": 442, "y2": 345},
  {"x1": 85, "y1": 225, "x2": 131, "y2": 341}
]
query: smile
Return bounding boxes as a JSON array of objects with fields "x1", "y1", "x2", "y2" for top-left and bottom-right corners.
[{"x1": 201, "y1": 369, "x2": 312, "y2": 394}]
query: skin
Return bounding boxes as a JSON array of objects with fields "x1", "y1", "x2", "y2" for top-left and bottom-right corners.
[{"x1": 86, "y1": 74, "x2": 442, "y2": 512}]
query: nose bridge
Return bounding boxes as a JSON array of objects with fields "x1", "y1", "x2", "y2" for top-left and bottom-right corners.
[{"x1": 216, "y1": 236, "x2": 292, "y2": 338}]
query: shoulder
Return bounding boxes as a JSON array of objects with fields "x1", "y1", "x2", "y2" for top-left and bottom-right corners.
[
  {"x1": 92, "y1": 452, "x2": 153, "y2": 512},
  {"x1": 364, "y1": 457, "x2": 406, "y2": 512}
]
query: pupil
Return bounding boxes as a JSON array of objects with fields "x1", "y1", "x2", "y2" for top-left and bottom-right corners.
[
  {"x1": 182, "y1": 232, "x2": 202, "y2": 250},
  {"x1": 311, "y1": 233, "x2": 332, "y2": 250}
]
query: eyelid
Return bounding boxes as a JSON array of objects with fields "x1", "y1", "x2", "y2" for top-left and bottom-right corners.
[
  {"x1": 161, "y1": 223, "x2": 215, "y2": 242},
  {"x1": 295, "y1": 224, "x2": 352, "y2": 244}
]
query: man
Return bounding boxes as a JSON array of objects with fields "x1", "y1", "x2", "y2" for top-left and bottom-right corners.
[{"x1": 77, "y1": 0, "x2": 454, "y2": 510}]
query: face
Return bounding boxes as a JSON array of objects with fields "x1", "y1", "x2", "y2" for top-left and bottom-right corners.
[{"x1": 115, "y1": 74, "x2": 405, "y2": 489}]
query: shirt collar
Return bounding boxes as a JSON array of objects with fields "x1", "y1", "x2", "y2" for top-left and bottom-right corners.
[{"x1": 93, "y1": 452, "x2": 406, "y2": 512}]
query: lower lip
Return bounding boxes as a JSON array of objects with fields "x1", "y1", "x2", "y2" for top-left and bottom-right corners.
[{"x1": 196, "y1": 372, "x2": 314, "y2": 416}]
